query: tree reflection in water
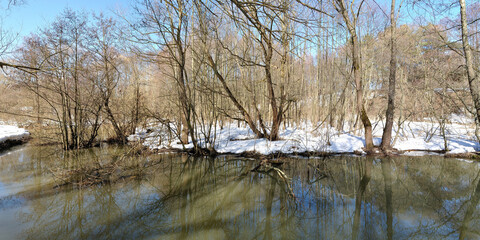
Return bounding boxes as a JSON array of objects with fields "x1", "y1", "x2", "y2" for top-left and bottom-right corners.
[
  {"x1": 381, "y1": 158, "x2": 393, "y2": 240},
  {"x1": 0, "y1": 146, "x2": 480, "y2": 239},
  {"x1": 352, "y1": 157, "x2": 372, "y2": 240}
]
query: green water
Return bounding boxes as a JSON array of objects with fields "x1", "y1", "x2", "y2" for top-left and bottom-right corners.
[{"x1": 0, "y1": 145, "x2": 479, "y2": 239}]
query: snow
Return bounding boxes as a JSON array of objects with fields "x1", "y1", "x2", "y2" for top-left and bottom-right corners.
[
  {"x1": 128, "y1": 118, "x2": 480, "y2": 156},
  {"x1": 449, "y1": 113, "x2": 474, "y2": 124},
  {"x1": 0, "y1": 125, "x2": 30, "y2": 146}
]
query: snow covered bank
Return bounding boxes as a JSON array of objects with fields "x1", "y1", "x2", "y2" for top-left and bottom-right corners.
[
  {"x1": 128, "y1": 120, "x2": 480, "y2": 156},
  {"x1": 0, "y1": 125, "x2": 30, "y2": 148}
]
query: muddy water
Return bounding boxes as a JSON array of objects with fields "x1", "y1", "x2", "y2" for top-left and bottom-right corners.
[{"x1": 0, "y1": 145, "x2": 479, "y2": 239}]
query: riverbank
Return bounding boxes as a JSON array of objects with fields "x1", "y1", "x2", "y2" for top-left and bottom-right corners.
[
  {"x1": 0, "y1": 125, "x2": 30, "y2": 151},
  {"x1": 128, "y1": 119, "x2": 480, "y2": 157}
]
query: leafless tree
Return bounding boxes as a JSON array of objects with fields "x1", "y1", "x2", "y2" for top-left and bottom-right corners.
[
  {"x1": 132, "y1": 0, "x2": 197, "y2": 148},
  {"x1": 459, "y1": 0, "x2": 480, "y2": 142},
  {"x1": 381, "y1": 0, "x2": 402, "y2": 150},
  {"x1": 89, "y1": 14, "x2": 128, "y2": 143},
  {"x1": 333, "y1": 0, "x2": 374, "y2": 151}
]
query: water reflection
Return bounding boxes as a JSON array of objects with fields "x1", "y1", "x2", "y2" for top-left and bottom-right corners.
[
  {"x1": 459, "y1": 169, "x2": 480, "y2": 240},
  {"x1": 0, "y1": 146, "x2": 480, "y2": 239},
  {"x1": 351, "y1": 157, "x2": 372, "y2": 240},
  {"x1": 381, "y1": 158, "x2": 393, "y2": 240}
]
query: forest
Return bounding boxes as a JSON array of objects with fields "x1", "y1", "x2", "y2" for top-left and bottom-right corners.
[
  {"x1": 0, "y1": 0, "x2": 479, "y2": 156},
  {"x1": 2, "y1": 1, "x2": 480, "y2": 239}
]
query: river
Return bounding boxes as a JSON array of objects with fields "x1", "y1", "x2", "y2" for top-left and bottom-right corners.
[{"x1": 0, "y1": 145, "x2": 479, "y2": 239}]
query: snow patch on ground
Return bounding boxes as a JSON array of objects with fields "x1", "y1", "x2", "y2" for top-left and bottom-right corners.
[
  {"x1": 128, "y1": 119, "x2": 480, "y2": 155},
  {"x1": 0, "y1": 125, "x2": 30, "y2": 145}
]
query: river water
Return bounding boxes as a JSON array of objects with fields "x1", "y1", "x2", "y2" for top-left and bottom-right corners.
[{"x1": 0, "y1": 145, "x2": 479, "y2": 239}]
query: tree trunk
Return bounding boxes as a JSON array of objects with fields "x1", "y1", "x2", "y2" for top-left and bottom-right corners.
[
  {"x1": 104, "y1": 99, "x2": 125, "y2": 143},
  {"x1": 180, "y1": 110, "x2": 189, "y2": 144},
  {"x1": 352, "y1": 33, "x2": 374, "y2": 150},
  {"x1": 265, "y1": 44, "x2": 281, "y2": 141},
  {"x1": 381, "y1": 0, "x2": 397, "y2": 150},
  {"x1": 177, "y1": 62, "x2": 191, "y2": 145},
  {"x1": 460, "y1": 0, "x2": 480, "y2": 143},
  {"x1": 335, "y1": 0, "x2": 374, "y2": 151},
  {"x1": 207, "y1": 54, "x2": 265, "y2": 139},
  {"x1": 229, "y1": 0, "x2": 285, "y2": 141}
]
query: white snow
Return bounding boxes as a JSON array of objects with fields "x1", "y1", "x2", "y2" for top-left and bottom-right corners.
[
  {"x1": 0, "y1": 125, "x2": 30, "y2": 146},
  {"x1": 448, "y1": 113, "x2": 474, "y2": 124},
  {"x1": 128, "y1": 118, "x2": 480, "y2": 156}
]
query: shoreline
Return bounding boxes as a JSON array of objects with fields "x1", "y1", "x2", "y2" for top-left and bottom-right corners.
[
  {"x1": 0, "y1": 139, "x2": 29, "y2": 152},
  {"x1": 128, "y1": 121, "x2": 480, "y2": 160},
  {"x1": 141, "y1": 145, "x2": 480, "y2": 160},
  {"x1": 0, "y1": 125, "x2": 30, "y2": 152}
]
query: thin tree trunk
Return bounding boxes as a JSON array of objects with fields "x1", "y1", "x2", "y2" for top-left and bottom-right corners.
[
  {"x1": 381, "y1": 0, "x2": 397, "y2": 150},
  {"x1": 229, "y1": 0, "x2": 285, "y2": 141},
  {"x1": 265, "y1": 45, "x2": 282, "y2": 141},
  {"x1": 459, "y1": 0, "x2": 480, "y2": 143},
  {"x1": 177, "y1": 63, "x2": 190, "y2": 145},
  {"x1": 207, "y1": 54, "x2": 265, "y2": 139},
  {"x1": 335, "y1": 0, "x2": 374, "y2": 151}
]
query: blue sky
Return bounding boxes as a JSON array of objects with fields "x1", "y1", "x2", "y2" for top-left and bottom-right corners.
[
  {"x1": 0, "y1": 0, "x2": 437, "y2": 37},
  {"x1": 0, "y1": 0, "x2": 461, "y2": 49},
  {"x1": 1, "y1": 0, "x2": 131, "y2": 40}
]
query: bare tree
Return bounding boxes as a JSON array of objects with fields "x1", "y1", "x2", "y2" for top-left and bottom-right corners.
[
  {"x1": 203, "y1": 0, "x2": 294, "y2": 141},
  {"x1": 89, "y1": 14, "x2": 127, "y2": 143},
  {"x1": 459, "y1": 0, "x2": 480, "y2": 143},
  {"x1": 132, "y1": 0, "x2": 197, "y2": 148},
  {"x1": 381, "y1": 0, "x2": 403, "y2": 151},
  {"x1": 333, "y1": 0, "x2": 374, "y2": 151}
]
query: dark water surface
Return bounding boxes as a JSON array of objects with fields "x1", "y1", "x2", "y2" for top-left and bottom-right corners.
[{"x1": 0, "y1": 145, "x2": 479, "y2": 239}]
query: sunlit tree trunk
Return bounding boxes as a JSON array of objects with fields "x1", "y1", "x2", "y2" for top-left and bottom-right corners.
[
  {"x1": 334, "y1": 0, "x2": 374, "y2": 151},
  {"x1": 459, "y1": 0, "x2": 480, "y2": 143},
  {"x1": 381, "y1": 0, "x2": 397, "y2": 150}
]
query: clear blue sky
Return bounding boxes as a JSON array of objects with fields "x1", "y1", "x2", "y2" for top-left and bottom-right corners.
[
  {"x1": 1, "y1": 0, "x2": 131, "y2": 40},
  {"x1": 0, "y1": 0, "x2": 408, "y2": 34},
  {"x1": 0, "y1": 0, "x2": 461, "y2": 49},
  {"x1": 0, "y1": 0, "x2": 450, "y2": 37}
]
